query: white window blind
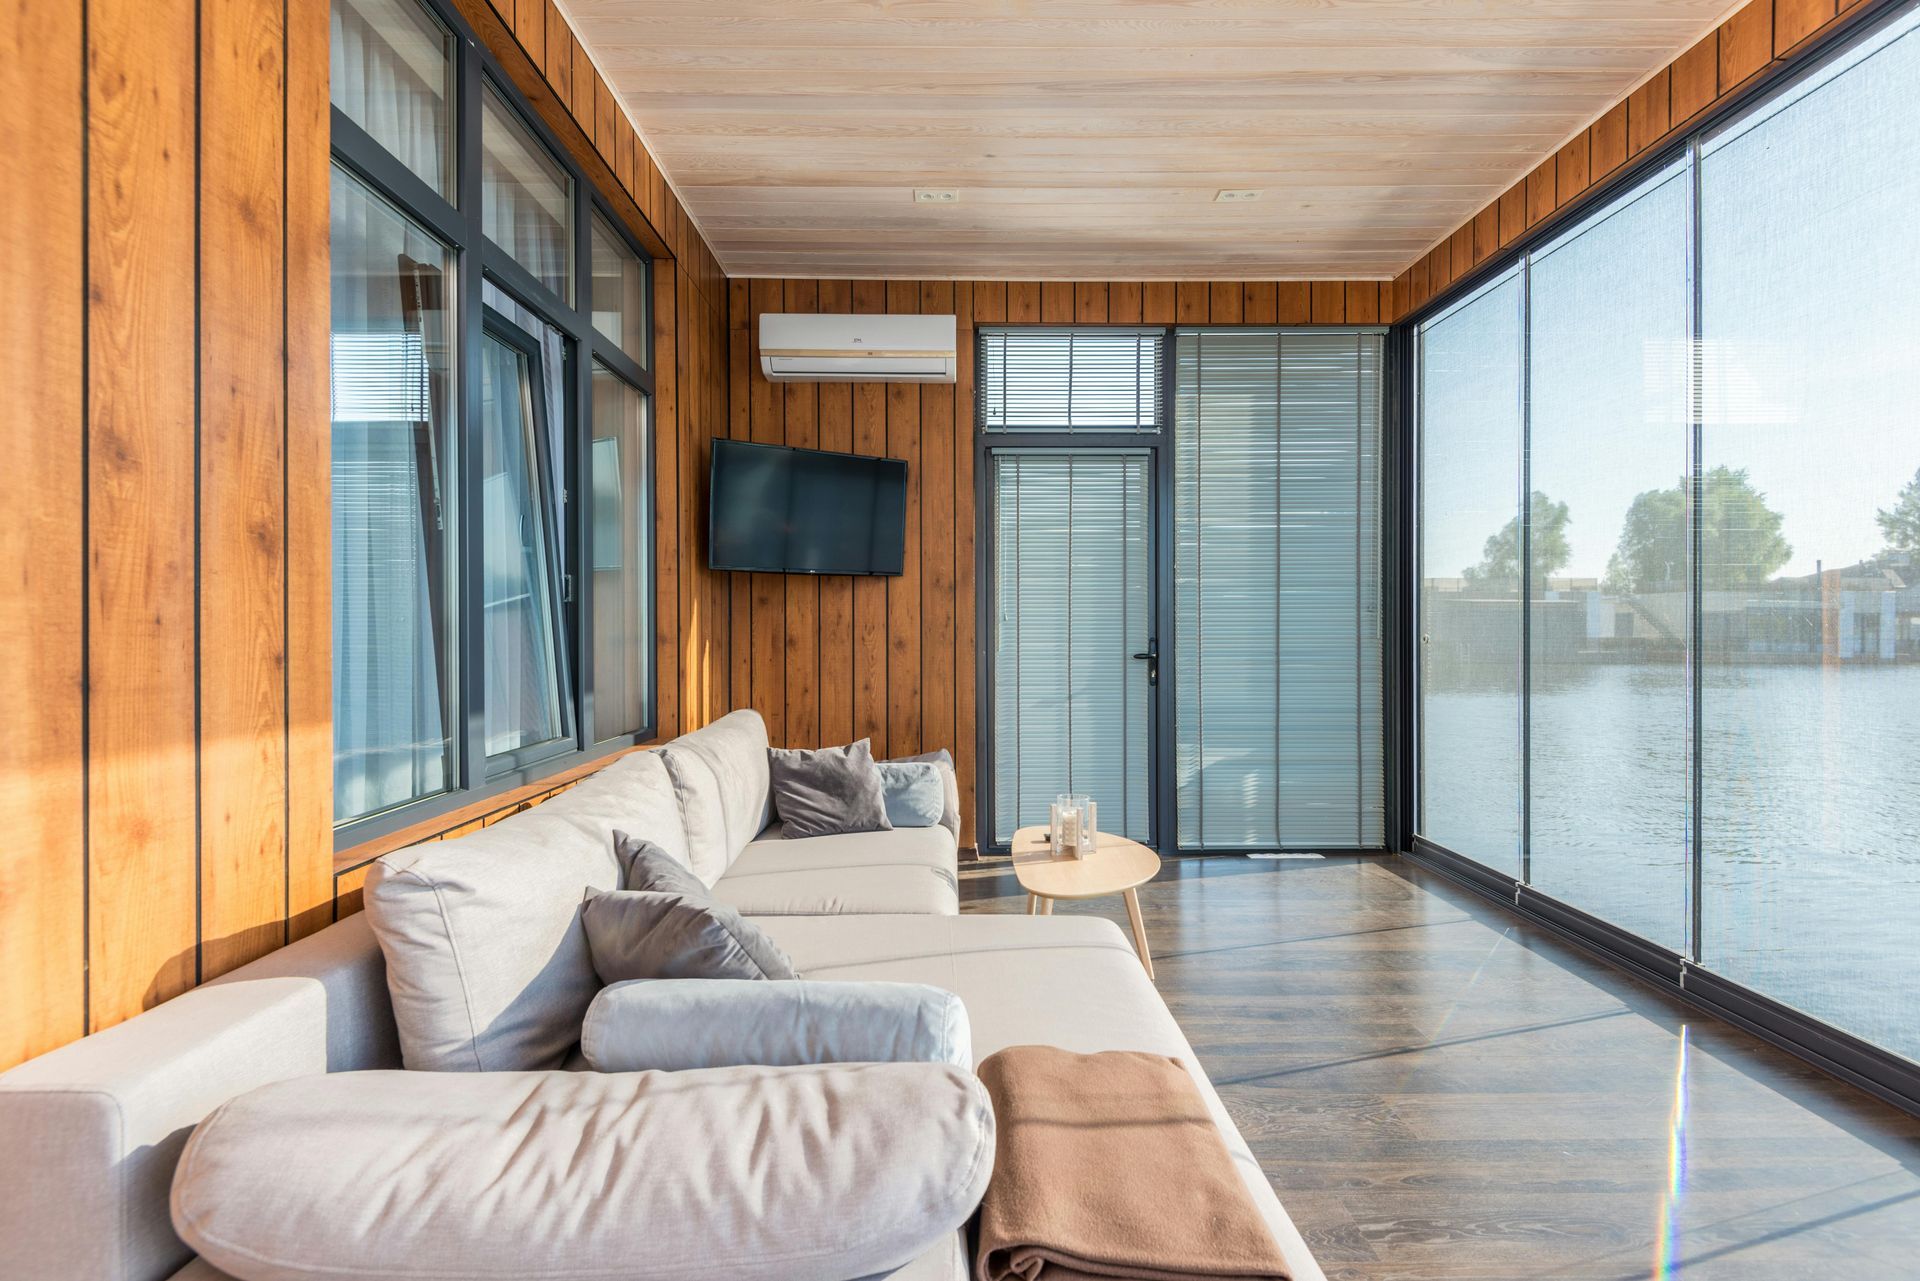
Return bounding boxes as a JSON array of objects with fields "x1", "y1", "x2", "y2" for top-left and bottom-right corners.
[
  {"x1": 1174, "y1": 330, "x2": 1386, "y2": 849},
  {"x1": 992, "y1": 452, "x2": 1153, "y2": 843},
  {"x1": 979, "y1": 328, "x2": 1163, "y2": 432}
]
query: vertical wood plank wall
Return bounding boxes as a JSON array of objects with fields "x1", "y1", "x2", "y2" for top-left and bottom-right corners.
[
  {"x1": 1393, "y1": 0, "x2": 1883, "y2": 317},
  {"x1": 0, "y1": 0, "x2": 732, "y2": 1070},
  {"x1": 724, "y1": 278, "x2": 1396, "y2": 850}
]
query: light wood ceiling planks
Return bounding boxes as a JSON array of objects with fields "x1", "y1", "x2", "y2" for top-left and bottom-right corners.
[{"x1": 567, "y1": 0, "x2": 1738, "y2": 280}]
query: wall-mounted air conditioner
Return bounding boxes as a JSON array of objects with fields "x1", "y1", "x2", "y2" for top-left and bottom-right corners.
[{"x1": 758, "y1": 312, "x2": 957, "y2": 383}]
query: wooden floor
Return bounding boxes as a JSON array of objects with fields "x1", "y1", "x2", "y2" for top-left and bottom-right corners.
[{"x1": 961, "y1": 854, "x2": 1920, "y2": 1281}]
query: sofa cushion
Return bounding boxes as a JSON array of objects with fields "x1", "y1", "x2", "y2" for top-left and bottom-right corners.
[
  {"x1": 750, "y1": 912, "x2": 1322, "y2": 1281},
  {"x1": 171, "y1": 1064, "x2": 995, "y2": 1281},
  {"x1": 581, "y1": 978, "x2": 970, "y2": 1073},
  {"x1": 769, "y1": 738, "x2": 893, "y2": 838},
  {"x1": 875, "y1": 760, "x2": 947, "y2": 829},
  {"x1": 614, "y1": 831, "x2": 708, "y2": 896},
  {"x1": 659, "y1": 709, "x2": 773, "y2": 881},
  {"x1": 711, "y1": 825, "x2": 959, "y2": 916},
  {"x1": 887, "y1": 748, "x2": 962, "y2": 839},
  {"x1": 582, "y1": 889, "x2": 799, "y2": 983}
]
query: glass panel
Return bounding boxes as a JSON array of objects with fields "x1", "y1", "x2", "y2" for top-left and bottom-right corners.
[
  {"x1": 482, "y1": 85, "x2": 573, "y2": 303},
  {"x1": 479, "y1": 327, "x2": 570, "y2": 760},
  {"x1": 992, "y1": 452, "x2": 1153, "y2": 843},
  {"x1": 590, "y1": 213, "x2": 648, "y2": 366},
  {"x1": 591, "y1": 364, "x2": 651, "y2": 740},
  {"x1": 1174, "y1": 330, "x2": 1385, "y2": 849},
  {"x1": 1525, "y1": 169, "x2": 1693, "y2": 949},
  {"x1": 329, "y1": 164, "x2": 456, "y2": 822},
  {"x1": 330, "y1": 0, "x2": 455, "y2": 199},
  {"x1": 980, "y1": 329, "x2": 1163, "y2": 431},
  {"x1": 1418, "y1": 276, "x2": 1525, "y2": 877},
  {"x1": 1699, "y1": 11, "x2": 1920, "y2": 1058}
]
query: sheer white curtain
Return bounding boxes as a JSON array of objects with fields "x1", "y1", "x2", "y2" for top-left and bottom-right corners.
[{"x1": 330, "y1": 0, "x2": 452, "y2": 197}]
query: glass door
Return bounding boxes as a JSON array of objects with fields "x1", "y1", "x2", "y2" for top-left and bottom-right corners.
[{"x1": 988, "y1": 449, "x2": 1157, "y2": 846}]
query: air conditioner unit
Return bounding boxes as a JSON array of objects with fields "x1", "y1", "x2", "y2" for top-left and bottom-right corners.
[{"x1": 759, "y1": 312, "x2": 957, "y2": 383}]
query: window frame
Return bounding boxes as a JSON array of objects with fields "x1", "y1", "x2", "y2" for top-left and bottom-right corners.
[{"x1": 330, "y1": 0, "x2": 656, "y2": 852}]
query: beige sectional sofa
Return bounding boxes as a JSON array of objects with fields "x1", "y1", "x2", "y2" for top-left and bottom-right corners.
[{"x1": 0, "y1": 709, "x2": 1322, "y2": 1281}]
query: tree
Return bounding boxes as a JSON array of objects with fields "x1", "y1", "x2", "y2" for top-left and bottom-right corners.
[
  {"x1": 1602, "y1": 466, "x2": 1791, "y2": 593},
  {"x1": 1462, "y1": 491, "x2": 1570, "y2": 594},
  {"x1": 1877, "y1": 466, "x2": 1920, "y2": 555}
]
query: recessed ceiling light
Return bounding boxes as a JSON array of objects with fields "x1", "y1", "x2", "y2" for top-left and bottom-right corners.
[
  {"x1": 914, "y1": 189, "x2": 959, "y2": 204},
  {"x1": 1215, "y1": 189, "x2": 1261, "y2": 203}
]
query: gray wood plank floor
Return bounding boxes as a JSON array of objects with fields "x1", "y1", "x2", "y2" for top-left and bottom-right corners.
[{"x1": 961, "y1": 854, "x2": 1920, "y2": 1281}]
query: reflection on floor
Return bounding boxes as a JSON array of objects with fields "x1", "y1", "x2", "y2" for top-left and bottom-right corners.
[{"x1": 960, "y1": 854, "x2": 1920, "y2": 1281}]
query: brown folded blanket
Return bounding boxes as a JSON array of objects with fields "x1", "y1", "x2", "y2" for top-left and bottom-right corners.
[{"x1": 974, "y1": 1045, "x2": 1293, "y2": 1281}]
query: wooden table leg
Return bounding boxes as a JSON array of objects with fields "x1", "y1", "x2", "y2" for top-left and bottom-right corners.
[
  {"x1": 1038, "y1": 896, "x2": 1053, "y2": 916},
  {"x1": 1026, "y1": 893, "x2": 1038, "y2": 915},
  {"x1": 1122, "y1": 887, "x2": 1154, "y2": 980}
]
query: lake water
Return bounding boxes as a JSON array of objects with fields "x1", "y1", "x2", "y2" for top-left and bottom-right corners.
[{"x1": 1422, "y1": 660, "x2": 1920, "y2": 1063}]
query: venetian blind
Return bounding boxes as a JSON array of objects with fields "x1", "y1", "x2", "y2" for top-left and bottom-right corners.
[
  {"x1": 1174, "y1": 330, "x2": 1386, "y2": 849},
  {"x1": 979, "y1": 328, "x2": 1163, "y2": 431}
]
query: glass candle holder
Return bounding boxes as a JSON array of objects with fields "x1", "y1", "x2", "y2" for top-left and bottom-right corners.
[{"x1": 1050, "y1": 794, "x2": 1098, "y2": 858}]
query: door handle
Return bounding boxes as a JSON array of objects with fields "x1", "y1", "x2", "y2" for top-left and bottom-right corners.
[{"x1": 1132, "y1": 641, "x2": 1158, "y2": 687}]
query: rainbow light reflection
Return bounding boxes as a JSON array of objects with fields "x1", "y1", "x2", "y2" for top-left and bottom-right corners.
[{"x1": 1651, "y1": 1024, "x2": 1692, "y2": 1279}]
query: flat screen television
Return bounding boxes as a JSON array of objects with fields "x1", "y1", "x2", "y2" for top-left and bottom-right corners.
[{"x1": 708, "y1": 438, "x2": 908, "y2": 576}]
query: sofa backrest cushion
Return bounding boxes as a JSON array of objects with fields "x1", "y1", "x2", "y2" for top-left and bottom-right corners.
[
  {"x1": 365, "y1": 748, "x2": 688, "y2": 1072},
  {"x1": 659, "y1": 709, "x2": 772, "y2": 881},
  {"x1": 0, "y1": 915, "x2": 396, "y2": 1281}
]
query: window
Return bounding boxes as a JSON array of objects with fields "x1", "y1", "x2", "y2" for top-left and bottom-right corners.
[
  {"x1": 329, "y1": 166, "x2": 456, "y2": 821},
  {"x1": 481, "y1": 85, "x2": 573, "y2": 303},
  {"x1": 979, "y1": 328, "x2": 1162, "y2": 431},
  {"x1": 591, "y1": 212, "x2": 648, "y2": 366},
  {"x1": 1417, "y1": 273, "x2": 1525, "y2": 879},
  {"x1": 1415, "y1": 4, "x2": 1920, "y2": 1067},
  {"x1": 330, "y1": 0, "x2": 653, "y2": 837},
  {"x1": 1174, "y1": 330, "x2": 1385, "y2": 849}
]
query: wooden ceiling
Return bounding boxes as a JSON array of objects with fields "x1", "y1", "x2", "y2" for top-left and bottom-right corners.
[{"x1": 566, "y1": 0, "x2": 1739, "y2": 281}]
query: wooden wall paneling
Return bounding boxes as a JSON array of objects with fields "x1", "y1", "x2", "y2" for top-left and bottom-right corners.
[
  {"x1": 548, "y1": 17, "x2": 573, "y2": 108},
  {"x1": 1471, "y1": 206, "x2": 1498, "y2": 266},
  {"x1": 815, "y1": 278, "x2": 855, "y2": 748},
  {"x1": 1628, "y1": 68, "x2": 1673, "y2": 156},
  {"x1": 1008, "y1": 281, "x2": 1040, "y2": 324},
  {"x1": 781, "y1": 279, "x2": 820, "y2": 748},
  {"x1": 1141, "y1": 281, "x2": 1176, "y2": 325},
  {"x1": 951, "y1": 281, "x2": 978, "y2": 849},
  {"x1": 1410, "y1": 257, "x2": 1430, "y2": 311},
  {"x1": 1526, "y1": 158, "x2": 1557, "y2": 227},
  {"x1": 1074, "y1": 282, "x2": 1107, "y2": 323},
  {"x1": 654, "y1": 260, "x2": 682, "y2": 741},
  {"x1": 1277, "y1": 282, "x2": 1311, "y2": 325},
  {"x1": 87, "y1": 0, "x2": 201, "y2": 1031},
  {"x1": 1671, "y1": 32, "x2": 1720, "y2": 123},
  {"x1": 1040, "y1": 281, "x2": 1073, "y2": 324},
  {"x1": 851, "y1": 279, "x2": 890, "y2": 754},
  {"x1": 726, "y1": 280, "x2": 752, "y2": 713},
  {"x1": 1310, "y1": 281, "x2": 1346, "y2": 324},
  {"x1": 1778, "y1": 0, "x2": 1838, "y2": 51},
  {"x1": 1720, "y1": 1, "x2": 1775, "y2": 90},
  {"x1": 885, "y1": 281, "x2": 923, "y2": 757},
  {"x1": 1391, "y1": 272, "x2": 1411, "y2": 325},
  {"x1": 1, "y1": 0, "x2": 86, "y2": 1063},
  {"x1": 1346, "y1": 282, "x2": 1380, "y2": 325},
  {"x1": 1555, "y1": 132, "x2": 1591, "y2": 205},
  {"x1": 972, "y1": 280, "x2": 1007, "y2": 326},
  {"x1": 593, "y1": 72, "x2": 618, "y2": 172},
  {"x1": 287, "y1": 0, "x2": 334, "y2": 941},
  {"x1": 1430, "y1": 240, "x2": 1451, "y2": 292},
  {"x1": 1243, "y1": 282, "x2": 1278, "y2": 325},
  {"x1": 1209, "y1": 282, "x2": 1242, "y2": 324},
  {"x1": 1591, "y1": 101, "x2": 1629, "y2": 181},
  {"x1": 514, "y1": 0, "x2": 545, "y2": 68},
  {"x1": 568, "y1": 33, "x2": 593, "y2": 124},
  {"x1": 919, "y1": 280, "x2": 957, "y2": 775},
  {"x1": 1447, "y1": 226, "x2": 1472, "y2": 282},
  {"x1": 1497, "y1": 181, "x2": 1527, "y2": 248},
  {"x1": 747, "y1": 278, "x2": 784, "y2": 735},
  {"x1": 1175, "y1": 282, "x2": 1209, "y2": 324},
  {"x1": 200, "y1": 0, "x2": 289, "y2": 980},
  {"x1": 1109, "y1": 281, "x2": 1143, "y2": 324}
]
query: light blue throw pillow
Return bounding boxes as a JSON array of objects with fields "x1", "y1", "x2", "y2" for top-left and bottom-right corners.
[{"x1": 874, "y1": 761, "x2": 945, "y2": 828}]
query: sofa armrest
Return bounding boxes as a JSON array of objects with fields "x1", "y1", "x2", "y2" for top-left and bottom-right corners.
[{"x1": 580, "y1": 978, "x2": 971, "y2": 1073}]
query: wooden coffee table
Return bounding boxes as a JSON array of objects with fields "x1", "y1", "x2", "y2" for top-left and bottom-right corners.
[{"x1": 1010, "y1": 826, "x2": 1162, "y2": 979}]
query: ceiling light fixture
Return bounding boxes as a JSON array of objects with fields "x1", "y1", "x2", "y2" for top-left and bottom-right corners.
[
  {"x1": 1215, "y1": 189, "x2": 1261, "y2": 203},
  {"x1": 913, "y1": 189, "x2": 959, "y2": 204}
]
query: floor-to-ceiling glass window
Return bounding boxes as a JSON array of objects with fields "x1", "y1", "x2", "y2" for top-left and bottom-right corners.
[
  {"x1": 1174, "y1": 330, "x2": 1385, "y2": 849},
  {"x1": 329, "y1": 0, "x2": 655, "y2": 837},
  {"x1": 1698, "y1": 12, "x2": 1920, "y2": 1059},
  {"x1": 1417, "y1": 274, "x2": 1525, "y2": 878},
  {"x1": 1526, "y1": 165, "x2": 1692, "y2": 949},
  {"x1": 1414, "y1": 2, "x2": 1920, "y2": 1068}
]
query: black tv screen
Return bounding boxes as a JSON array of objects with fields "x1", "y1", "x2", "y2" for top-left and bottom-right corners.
[{"x1": 708, "y1": 439, "x2": 908, "y2": 576}]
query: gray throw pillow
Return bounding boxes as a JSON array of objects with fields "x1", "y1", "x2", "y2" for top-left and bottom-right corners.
[
  {"x1": 874, "y1": 761, "x2": 945, "y2": 828},
  {"x1": 888, "y1": 748, "x2": 961, "y2": 838},
  {"x1": 768, "y1": 739, "x2": 893, "y2": 839},
  {"x1": 582, "y1": 889, "x2": 799, "y2": 983},
  {"x1": 613, "y1": 830, "x2": 708, "y2": 897}
]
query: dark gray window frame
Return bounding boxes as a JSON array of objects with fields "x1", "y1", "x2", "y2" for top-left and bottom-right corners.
[{"x1": 331, "y1": 0, "x2": 656, "y2": 853}]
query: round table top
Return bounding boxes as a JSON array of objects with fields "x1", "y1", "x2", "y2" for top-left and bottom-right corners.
[{"x1": 1009, "y1": 826, "x2": 1162, "y2": 900}]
